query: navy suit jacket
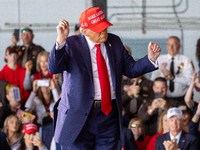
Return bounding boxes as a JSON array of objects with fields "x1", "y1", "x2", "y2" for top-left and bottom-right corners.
[
  {"x1": 48, "y1": 33, "x2": 157, "y2": 146},
  {"x1": 155, "y1": 131, "x2": 199, "y2": 150}
]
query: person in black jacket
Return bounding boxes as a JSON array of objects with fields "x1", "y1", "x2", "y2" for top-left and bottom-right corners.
[{"x1": 0, "y1": 131, "x2": 11, "y2": 150}]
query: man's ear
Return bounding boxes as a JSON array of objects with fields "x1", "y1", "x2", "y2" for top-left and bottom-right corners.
[{"x1": 81, "y1": 28, "x2": 87, "y2": 36}]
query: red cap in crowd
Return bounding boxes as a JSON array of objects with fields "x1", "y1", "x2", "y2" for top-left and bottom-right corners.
[
  {"x1": 23, "y1": 123, "x2": 38, "y2": 134},
  {"x1": 79, "y1": 7, "x2": 113, "y2": 33}
]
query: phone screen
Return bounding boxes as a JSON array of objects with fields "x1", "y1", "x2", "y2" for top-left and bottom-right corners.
[
  {"x1": 37, "y1": 80, "x2": 49, "y2": 87},
  {"x1": 154, "y1": 92, "x2": 162, "y2": 99},
  {"x1": 14, "y1": 29, "x2": 20, "y2": 41},
  {"x1": 13, "y1": 87, "x2": 21, "y2": 101}
]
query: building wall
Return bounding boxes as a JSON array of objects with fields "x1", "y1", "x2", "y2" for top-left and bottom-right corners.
[{"x1": 0, "y1": 0, "x2": 200, "y2": 101}]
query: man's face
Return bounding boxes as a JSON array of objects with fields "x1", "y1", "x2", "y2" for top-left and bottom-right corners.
[
  {"x1": 168, "y1": 116, "x2": 182, "y2": 133},
  {"x1": 84, "y1": 28, "x2": 108, "y2": 44},
  {"x1": 167, "y1": 38, "x2": 180, "y2": 57},
  {"x1": 21, "y1": 30, "x2": 34, "y2": 45},
  {"x1": 153, "y1": 81, "x2": 168, "y2": 98}
]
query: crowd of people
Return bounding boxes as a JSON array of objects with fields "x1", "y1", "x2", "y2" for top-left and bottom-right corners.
[
  {"x1": 121, "y1": 36, "x2": 200, "y2": 150},
  {"x1": 0, "y1": 26, "x2": 63, "y2": 150},
  {"x1": 0, "y1": 6, "x2": 200, "y2": 150}
]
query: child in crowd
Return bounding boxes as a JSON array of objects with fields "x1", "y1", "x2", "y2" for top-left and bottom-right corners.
[{"x1": 0, "y1": 46, "x2": 30, "y2": 106}]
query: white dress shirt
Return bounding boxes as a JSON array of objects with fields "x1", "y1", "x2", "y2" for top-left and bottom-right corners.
[
  {"x1": 56, "y1": 38, "x2": 116, "y2": 100},
  {"x1": 169, "y1": 130, "x2": 182, "y2": 145},
  {"x1": 56, "y1": 36, "x2": 158, "y2": 100},
  {"x1": 25, "y1": 89, "x2": 59, "y2": 124},
  {"x1": 151, "y1": 53, "x2": 195, "y2": 97}
]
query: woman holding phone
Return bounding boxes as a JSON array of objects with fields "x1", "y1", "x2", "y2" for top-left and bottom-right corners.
[
  {"x1": 18, "y1": 123, "x2": 47, "y2": 150},
  {"x1": 25, "y1": 79, "x2": 58, "y2": 124},
  {"x1": 23, "y1": 51, "x2": 61, "y2": 94}
]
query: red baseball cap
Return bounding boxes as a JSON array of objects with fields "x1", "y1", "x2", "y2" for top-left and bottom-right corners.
[
  {"x1": 23, "y1": 123, "x2": 38, "y2": 134},
  {"x1": 79, "y1": 7, "x2": 113, "y2": 33}
]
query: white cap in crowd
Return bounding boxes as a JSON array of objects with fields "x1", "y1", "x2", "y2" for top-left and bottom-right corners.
[{"x1": 167, "y1": 107, "x2": 183, "y2": 119}]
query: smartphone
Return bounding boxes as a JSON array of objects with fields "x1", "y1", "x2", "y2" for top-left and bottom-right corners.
[
  {"x1": 154, "y1": 92, "x2": 162, "y2": 99},
  {"x1": 14, "y1": 29, "x2": 20, "y2": 41},
  {"x1": 12, "y1": 87, "x2": 21, "y2": 101},
  {"x1": 37, "y1": 80, "x2": 49, "y2": 87}
]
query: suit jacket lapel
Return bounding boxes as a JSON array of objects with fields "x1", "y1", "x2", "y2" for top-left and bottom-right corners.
[
  {"x1": 178, "y1": 131, "x2": 186, "y2": 149},
  {"x1": 166, "y1": 132, "x2": 171, "y2": 141},
  {"x1": 77, "y1": 34, "x2": 93, "y2": 82},
  {"x1": 104, "y1": 40, "x2": 116, "y2": 90}
]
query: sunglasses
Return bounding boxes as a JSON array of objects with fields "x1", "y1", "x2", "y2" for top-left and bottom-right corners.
[
  {"x1": 21, "y1": 112, "x2": 34, "y2": 118},
  {"x1": 131, "y1": 124, "x2": 143, "y2": 128},
  {"x1": 21, "y1": 29, "x2": 32, "y2": 33}
]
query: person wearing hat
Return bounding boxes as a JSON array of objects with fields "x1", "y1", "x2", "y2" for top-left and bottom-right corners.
[
  {"x1": 10, "y1": 27, "x2": 45, "y2": 75},
  {"x1": 155, "y1": 107, "x2": 198, "y2": 150},
  {"x1": 18, "y1": 123, "x2": 48, "y2": 150},
  {"x1": 48, "y1": 7, "x2": 161, "y2": 149},
  {"x1": 0, "y1": 46, "x2": 30, "y2": 106}
]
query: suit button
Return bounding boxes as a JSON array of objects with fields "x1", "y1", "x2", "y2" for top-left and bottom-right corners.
[{"x1": 85, "y1": 113, "x2": 88, "y2": 116}]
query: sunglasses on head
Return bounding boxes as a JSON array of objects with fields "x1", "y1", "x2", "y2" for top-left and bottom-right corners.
[
  {"x1": 21, "y1": 112, "x2": 33, "y2": 118},
  {"x1": 6, "y1": 47, "x2": 18, "y2": 52},
  {"x1": 131, "y1": 124, "x2": 143, "y2": 128},
  {"x1": 21, "y1": 29, "x2": 32, "y2": 33}
]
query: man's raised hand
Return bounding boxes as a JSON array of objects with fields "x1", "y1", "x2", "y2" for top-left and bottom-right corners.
[
  {"x1": 56, "y1": 20, "x2": 70, "y2": 45},
  {"x1": 148, "y1": 42, "x2": 161, "y2": 63}
]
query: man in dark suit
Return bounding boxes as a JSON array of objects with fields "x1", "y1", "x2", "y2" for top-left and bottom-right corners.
[
  {"x1": 48, "y1": 7, "x2": 161, "y2": 150},
  {"x1": 155, "y1": 107, "x2": 198, "y2": 150}
]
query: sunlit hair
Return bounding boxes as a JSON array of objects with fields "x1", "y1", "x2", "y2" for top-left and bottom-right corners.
[
  {"x1": 2, "y1": 115, "x2": 23, "y2": 139},
  {"x1": 128, "y1": 117, "x2": 145, "y2": 137},
  {"x1": 6, "y1": 84, "x2": 17, "y2": 95},
  {"x1": 158, "y1": 110, "x2": 168, "y2": 133},
  {"x1": 36, "y1": 51, "x2": 49, "y2": 72},
  {"x1": 168, "y1": 36, "x2": 180, "y2": 44},
  {"x1": 153, "y1": 77, "x2": 167, "y2": 87}
]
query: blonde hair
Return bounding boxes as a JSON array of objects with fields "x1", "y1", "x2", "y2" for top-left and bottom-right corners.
[
  {"x1": 2, "y1": 115, "x2": 23, "y2": 139},
  {"x1": 158, "y1": 110, "x2": 168, "y2": 133},
  {"x1": 36, "y1": 51, "x2": 50, "y2": 72}
]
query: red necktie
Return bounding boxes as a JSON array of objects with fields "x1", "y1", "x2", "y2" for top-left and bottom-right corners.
[{"x1": 95, "y1": 44, "x2": 112, "y2": 116}]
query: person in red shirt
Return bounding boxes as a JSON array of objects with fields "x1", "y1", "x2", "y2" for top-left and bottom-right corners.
[
  {"x1": 0, "y1": 46, "x2": 30, "y2": 106},
  {"x1": 128, "y1": 118, "x2": 152, "y2": 150}
]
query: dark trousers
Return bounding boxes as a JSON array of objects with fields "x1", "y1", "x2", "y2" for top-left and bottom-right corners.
[{"x1": 62, "y1": 100, "x2": 120, "y2": 150}]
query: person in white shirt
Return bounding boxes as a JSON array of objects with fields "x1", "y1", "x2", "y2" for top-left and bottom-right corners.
[
  {"x1": 151, "y1": 36, "x2": 195, "y2": 104},
  {"x1": 155, "y1": 107, "x2": 198, "y2": 150},
  {"x1": 25, "y1": 79, "x2": 58, "y2": 124}
]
